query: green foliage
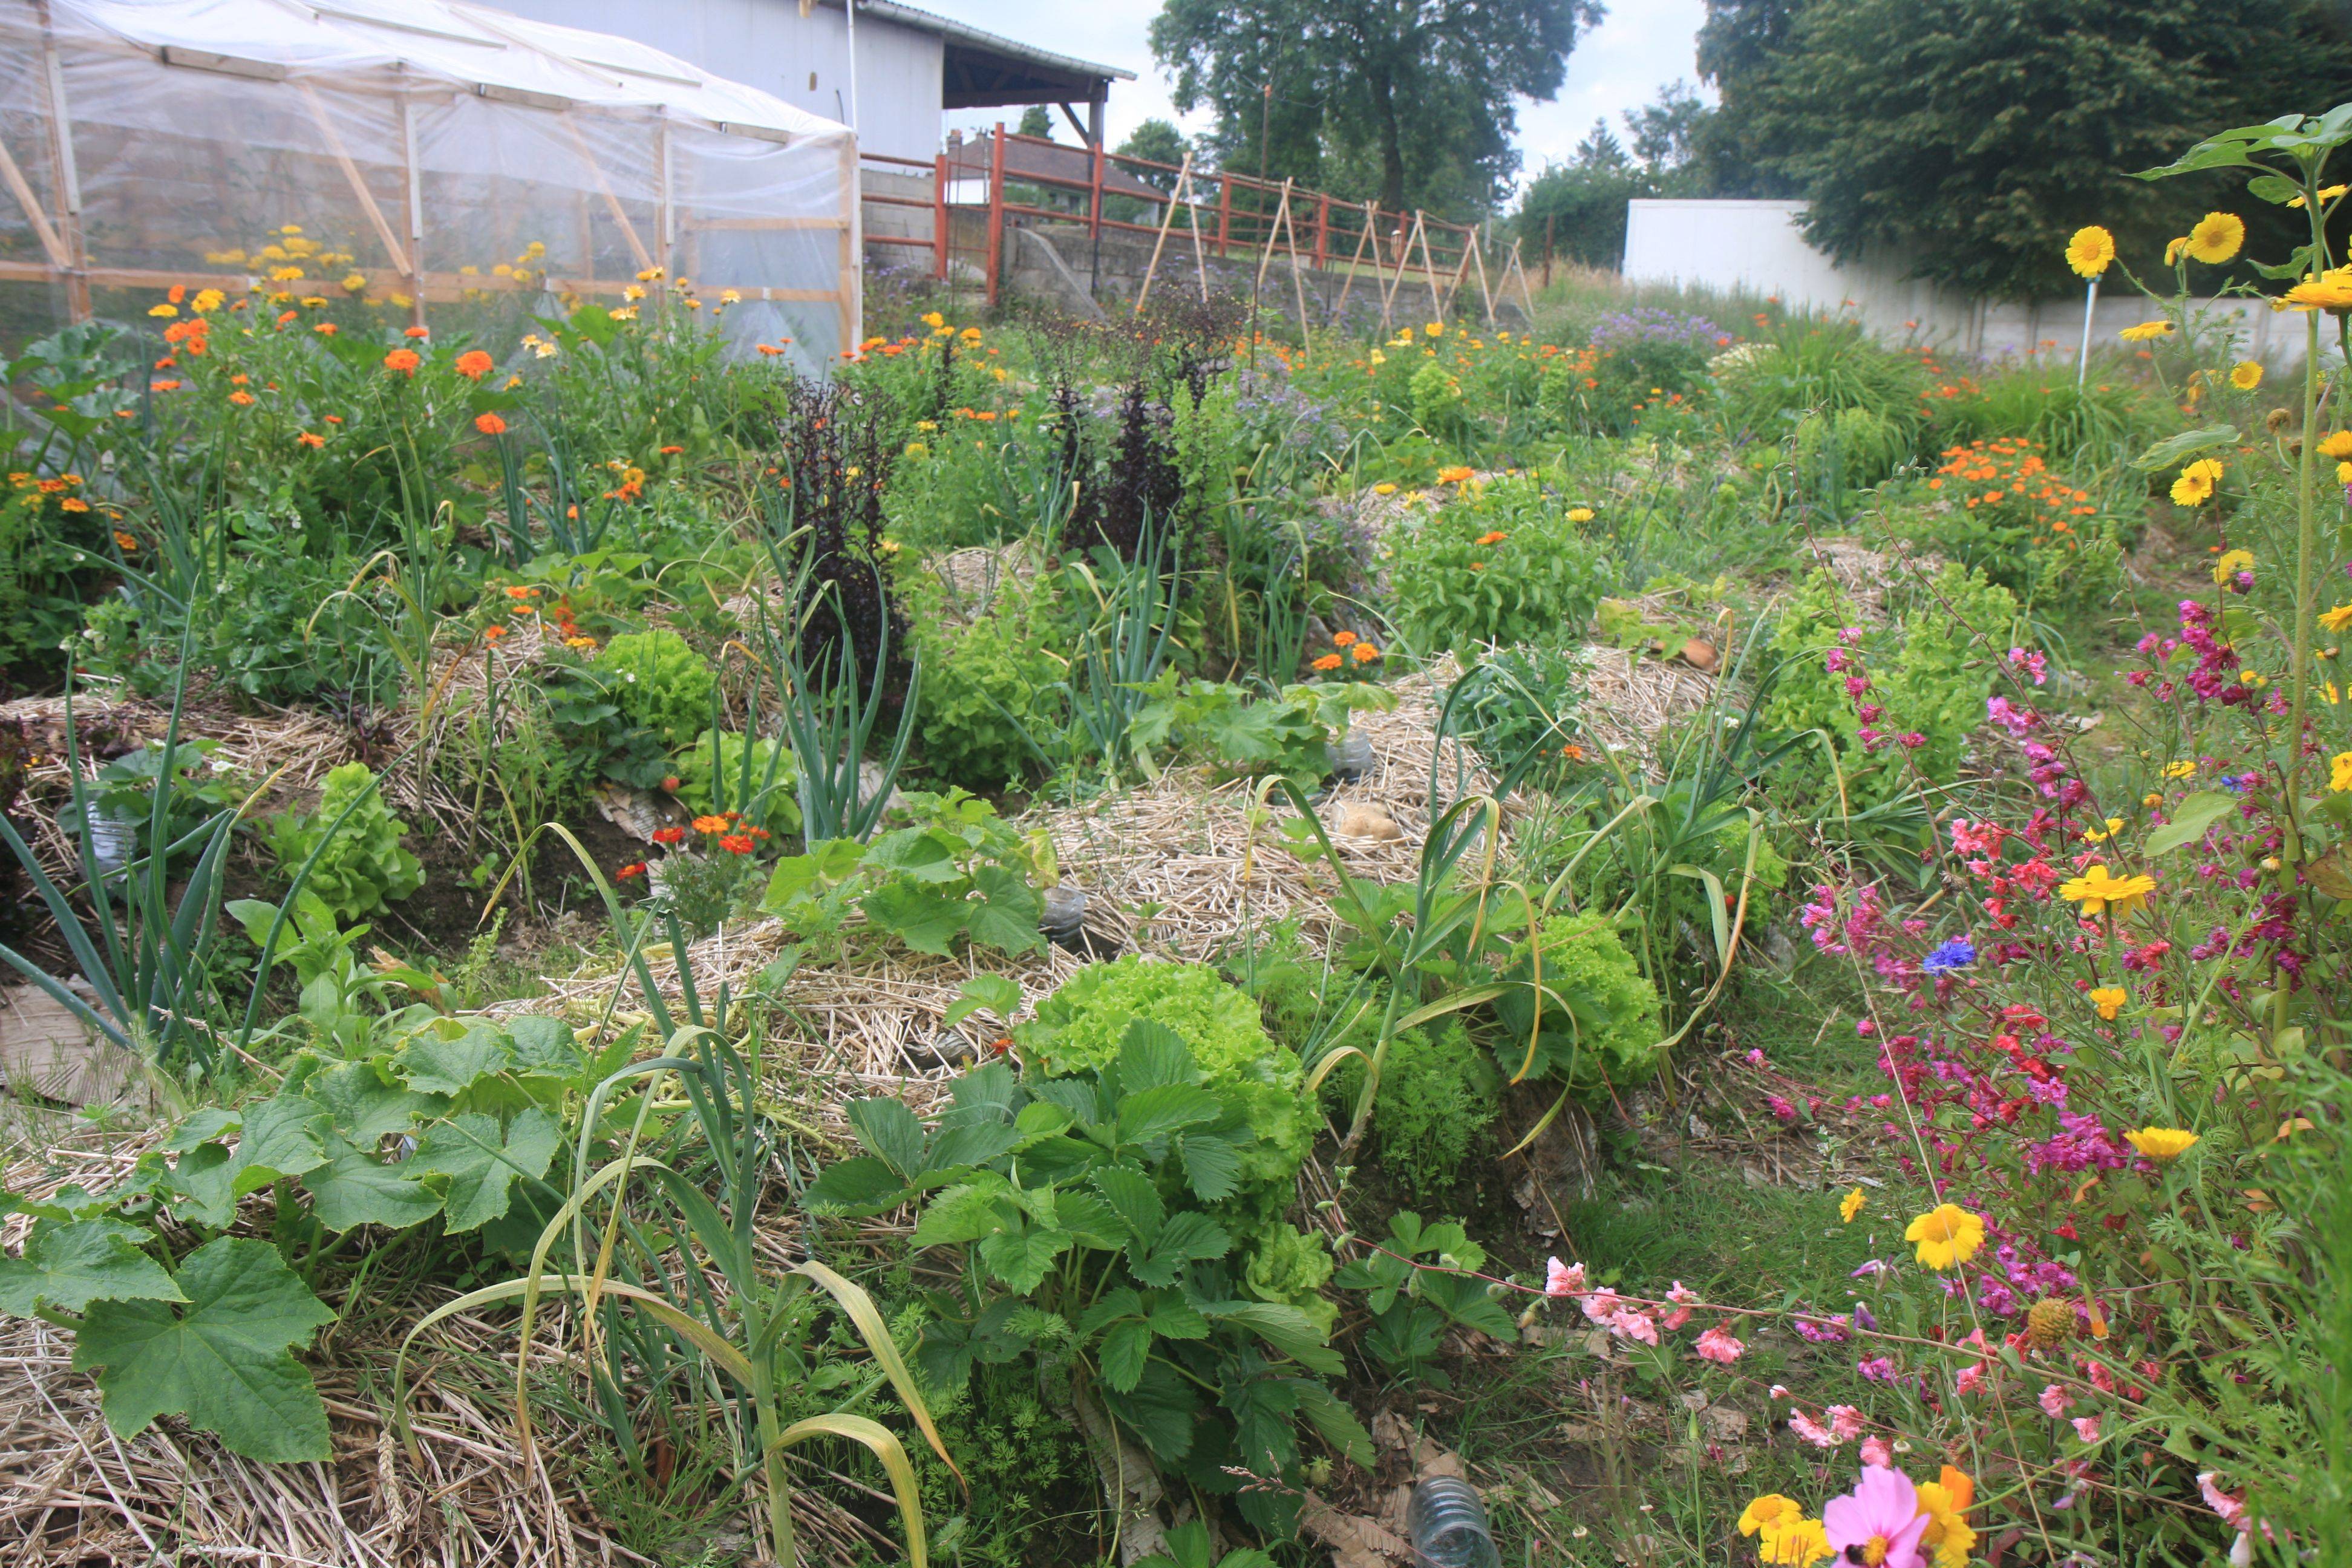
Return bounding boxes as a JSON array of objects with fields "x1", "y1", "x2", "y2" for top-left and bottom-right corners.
[
  {"x1": 1408, "y1": 359, "x2": 1466, "y2": 442},
  {"x1": 1359, "y1": 1022, "x2": 1497, "y2": 1204},
  {"x1": 1332, "y1": 1211, "x2": 1516, "y2": 1382},
  {"x1": 1931, "y1": 369, "x2": 2172, "y2": 462},
  {"x1": 808, "y1": 1027, "x2": 1370, "y2": 1540},
  {"x1": 1698, "y1": 0, "x2": 2352, "y2": 297},
  {"x1": 1447, "y1": 644, "x2": 1587, "y2": 783},
  {"x1": 671, "y1": 728, "x2": 795, "y2": 831},
  {"x1": 1149, "y1": 0, "x2": 1600, "y2": 216},
  {"x1": 1018, "y1": 957, "x2": 1312, "y2": 1217},
  {"x1": 1790, "y1": 403, "x2": 1910, "y2": 514},
  {"x1": 266, "y1": 762, "x2": 423, "y2": 922},
  {"x1": 1387, "y1": 482, "x2": 1608, "y2": 658},
  {"x1": 595, "y1": 630, "x2": 717, "y2": 750},
  {"x1": 1713, "y1": 316, "x2": 1927, "y2": 443},
  {"x1": 904, "y1": 573, "x2": 1063, "y2": 792},
  {"x1": 1759, "y1": 564, "x2": 2017, "y2": 810},
  {"x1": 756, "y1": 789, "x2": 1045, "y2": 959},
  {"x1": 1492, "y1": 911, "x2": 1665, "y2": 1097}
]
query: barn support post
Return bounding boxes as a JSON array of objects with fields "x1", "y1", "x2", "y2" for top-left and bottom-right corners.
[
  {"x1": 984, "y1": 121, "x2": 1005, "y2": 306},
  {"x1": 654, "y1": 117, "x2": 674, "y2": 282},
  {"x1": 1215, "y1": 174, "x2": 1230, "y2": 260},
  {"x1": 1087, "y1": 93, "x2": 1105, "y2": 298},
  {"x1": 932, "y1": 151, "x2": 949, "y2": 283},
  {"x1": 839, "y1": 130, "x2": 860, "y2": 353}
]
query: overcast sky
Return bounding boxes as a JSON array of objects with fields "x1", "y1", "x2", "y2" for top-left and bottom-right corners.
[{"x1": 928, "y1": 0, "x2": 1712, "y2": 192}]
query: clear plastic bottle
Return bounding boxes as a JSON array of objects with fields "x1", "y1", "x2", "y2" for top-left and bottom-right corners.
[{"x1": 1406, "y1": 1477, "x2": 1498, "y2": 1568}]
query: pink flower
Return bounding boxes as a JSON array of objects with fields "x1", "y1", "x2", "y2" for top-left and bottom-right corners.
[
  {"x1": 2039, "y1": 1383, "x2": 2072, "y2": 1419},
  {"x1": 2198, "y1": 1472, "x2": 2247, "y2": 1530},
  {"x1": 1822, "y1": 1466, "x2": 1931, "y2": 1568},
  {"x1": 1791, "y1": 1410, "x2": 1840, "y2": 1447},
  {"x1": 1694, "y1": 1324, "x2": 1745, "y2": 1364},
  {"x1": 1581, "y1": 1287, "x2": 1623, "y2": 1324},
  {"x1": 1860, "y1": 1436, "x2": 1893, "y2": 1468},
  {"x1": 1662, "y1": 1281, "x2": 1698, "y2": 1330},
  {"x1": 1544, "y1": 1257, "x2": 1585, "y2": 1298},
  {"x1": 2072, "y1": 1416, "x2": 2102, "y2": 1443},
  {"x1": 1769, "y1": 1383, "x2": 1791, "y2": 1400},
  {"x1": 1829, "y1": 1405, "x2": 1866, "y2": 1442},
  {"x1": 1612, "y1": 1310, "x2": 1661, "y2": 1345},
  {"x1": 1956, "y1": 1364, "x2": 1984, "y2": 1396}
]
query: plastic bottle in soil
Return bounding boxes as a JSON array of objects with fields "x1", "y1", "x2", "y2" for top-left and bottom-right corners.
[{"x1": 1406, "y1": 1477, "x2": 1498, "y2": 1568}]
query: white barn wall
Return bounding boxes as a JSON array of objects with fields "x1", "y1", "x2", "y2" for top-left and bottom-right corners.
[
  {"x1": 1623, "y1": 198, "x2": 2306, "y2": 367},
  {"x1": 485, "y1": 0, "x2": 944, "y2": 163}
]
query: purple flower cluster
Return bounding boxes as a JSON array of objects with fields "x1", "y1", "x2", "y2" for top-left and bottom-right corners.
[{"x1": 1588, "y1": 307, "x2": 1728, "y2": 353}]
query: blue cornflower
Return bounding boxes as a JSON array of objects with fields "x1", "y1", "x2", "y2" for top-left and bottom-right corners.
[{"x1": 1921, "y1": 937, "x2": 1977, "y2": 974}]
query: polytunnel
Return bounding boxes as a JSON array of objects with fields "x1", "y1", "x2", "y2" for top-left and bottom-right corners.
[{"x1": 0, "y1": 0, "x2": 860, "y2": 368}]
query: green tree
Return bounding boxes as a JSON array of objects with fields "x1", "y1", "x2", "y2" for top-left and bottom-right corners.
[
  {"x1": 1016, "y1": 105, "x2": 1055, "y2": 140},
  {"x1": 1696, "y1": 0, "x2": 2352, "y2": 297},
  {"x1": 1515, "y1": 87, "x2": 1713, "y2": 269},
  {"x1": 1116, "y1": 118, "x2": 1193, "y2": 192},
  {"x1": 1148, "y1": 0, "x2": 1602, "y2": 218}
]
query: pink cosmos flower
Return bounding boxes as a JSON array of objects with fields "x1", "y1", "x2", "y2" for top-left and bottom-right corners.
[
  {"x1": 1544, "y1": 1257, "x2": 1586, "y2": 1298},
  {"x1": 1822, "y1": 1466, "x2": 1931, "y2": 1568},
  {"x1": 2039, "y1": 1384, "x2": 2072, "y2": 1419},
  {"x1": 2072, "y1": 1416, "x2": 2102, "y2": 1443},
  {"x1": 1694, "y1": 1324, "x2": 1744, "y2": 1364}
]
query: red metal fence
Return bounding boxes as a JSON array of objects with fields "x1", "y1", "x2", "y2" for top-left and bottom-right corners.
[{"x1": 860, "y1": 126, "x2": 1537, "y2": 328}]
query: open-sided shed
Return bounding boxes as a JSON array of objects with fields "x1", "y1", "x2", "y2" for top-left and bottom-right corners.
[{"x1": 0, "y1": 0, "x2": 860, "y2": 366}]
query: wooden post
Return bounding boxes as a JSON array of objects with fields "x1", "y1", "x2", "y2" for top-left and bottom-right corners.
[
  {"x1": 984, "y1": 121, "x2": 1005, "y2": 306},
  {"x1": 1313, "y1": 192, "x2": 1330, "y2": 271},
  {"x1": 1543, "y1": 214, "x2": 1553, "y2": 289},
  {"x1": 1415, "y1": 214, "x2": 1443, "y2": 324},
  {"x1": 1331, "y1": 202, "x2": 1378, "y2": 330},
  {"x1": 933, "y1": 151, "x2": 950, "y2": 281},
  {"x1": 1505, "y1": 238, "x2": 1536, "y2": 322},
  {"x1": 38, "y1": 6, "x2": 88, "y2": 322},
  {"x1": 840, "y1": 131, "x2": 861, "y2": 353},
  {"x1": 399, "y1": 96, "x2": 426, "y2": 331},
  {"x1": 1468, "y1": 229, "x2": 1496, "y2": 328},
  {"x1": 1135, "y1": 149, "x2": 1189, "y2": 315},
  {"x1": 654, "y1": 119, "x2": 674, "y2": 281},
  {"x1": 562, "y1": 113, "x2": 655, "y2": 272},
  {"x1": 0, "y1": 138, "x2": 67, "y2": 268},
  {"x1": 1215, "y1": 174, "x2": 1230, "y2": 260}
]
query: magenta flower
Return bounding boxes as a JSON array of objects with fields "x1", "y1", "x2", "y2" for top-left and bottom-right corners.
[{"x1": 1822, "y1": 1466, "x2": 1931, "y2": 1568}]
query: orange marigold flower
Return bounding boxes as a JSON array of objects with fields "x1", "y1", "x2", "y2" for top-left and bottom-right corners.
[
  {"x1": 151, "y1": 379, "x2": 181, "y2": 392},
  {"x1": 483, "y1": 624, "x2": 506, "y2": 641},
  {"x1": 1332, "y1": 630, "x2": 1358, "y2": 647},
  {"x1": 59, "y1": 497, "x2": 90, "y2": 513},
  {"x1": 659, "y1": 444, "x2": 684, "y2": 455},
  {"x1": 1351, "y1": 642, "x2": 1379, "y2": 663},
  {"x1": 403, "y1": 324, "x2": 430, "y2": 339},
  {"x1": 454, "y1": 349, "x2": 494, "y2": 380},
  {"x1": 383, "y1": 348, "x2": 420, "y2": 375},
  {"x1": 111, "y1": 528, "x2": 136, "y2": 549},
  {"x1": 692, "y1": 814, "x2": 731, "y2": 834},
  {"x1": 475, "y1": 412, "x2": 508, "y2": 436},
  {"x1": 315, "y1": 322, "x2": 338, "y2": 336},
  {"x1": 297, "y1": 431, "x2": 325, "y2": 448},
  {"x1": 1436, "y1": 465, "x2": 1475, "y2": 484},
  {"x1": 616, "y1": 861, "x2": 646, "y2": 880},
  {"x1": 1312, "y1": 653, "x2": 1344, "y2": 671},
  {"x1": 227, "y1": 390, "x2": 256, "y2": 406},
  {"x1": 1477, "y1": 530, "x2": 1507, "y2": 545}
]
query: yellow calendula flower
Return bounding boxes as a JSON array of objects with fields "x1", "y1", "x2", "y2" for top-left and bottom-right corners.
[
  {"x1": 2126, "y1": 1127, "x2": 2200, "y2": 1161},
  {"x1": 2171, "y1": 458, "x2": 2224, "y2": 507},
  {"x1": 341, "y1": 272, "x2": 367, "y2": 293},
  {"x1": 2184, "y1": 212, "x2": 2246, "y2": 265},
  {"x1": 1915, "y1": 1468, "x2": 1978, "y2": 1568},
  {"x1": 2321, "y1": 431, "x2": 2352, "y2": 460},
  {"x1": 2285, "y1": 267, "x2": 2352, "y2": 312},
  {"x1": 2319, "y1": 604, "x2": 2352, "y2": 634},
  {"x1": 2339, "y1": 460, "x2": 2352, "y2": 485},
  {"x1": 1566, "y1": 506, "x2": 1595, "y2": 523},
  {"x1": 2060, "y1": 864, "x2": 2156, "y2": 918},
  {"x1": 2163, "y1": 236, "x2": 2189, "y2": 267},
  {"x1": 1906, "y1": 1203, "x2": 1987, "y2": 1270},
  {"x1": 1760, "y1": 1519, "x2": 1831, "y2": 1568},
  {"x1": 2212, "y1": 547, "x2": 2253, "y2": 583},
  {"x1": 2162, "y1": 759, "x2": 2196, "y2": 779},
  {"x1": 2119, "y1": 319, "x2": 2175, "y2": 343},
  {"x1": 1740, "y1": 1495, "x2": 1802, "y2": 1538},
  {"x1": 2065, "y1": 225, "x2": 2115, "y2": 278},
  {"x1": 2288, "y1": 183, "x2": 2350, "y2": 209},
  {"x1": 1373, "y1": 482, "x2": 1397, "y2": 495},
  {"x1": 1840, "y1": 1187, "x2": 1866, "y2": 1224},
  {"x1": 2082, "y1": 815, "x2": 2125, "y2": 843},
  {"x1": 2331, "y1": 751, "x2": 2352, "y2": 792},
  {"x1": 2090, "y1": 985, "x2": 2126, "y2": 1021},
  {"x1": 2229, "y1": 361, "x2": 2262, "y2": 390},
  {"x1": 147, "y1": 302, "x2": 178, "y2": 318}
]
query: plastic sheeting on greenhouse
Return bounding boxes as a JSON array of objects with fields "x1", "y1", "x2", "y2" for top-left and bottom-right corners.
[{"x1": 0, "y1": 0, "x2": 860, "y2": 369}]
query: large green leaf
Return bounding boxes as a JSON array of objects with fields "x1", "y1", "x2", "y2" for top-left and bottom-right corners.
[
  {"x1": 301, "y1": 1135, "x2": 446, "y2": 1233},
  {"x1": 1116, "y1": 1084, "x2": 1224, "y2": 1148},
  {"x1": 848, "y1": 1097, "x2": 929, "y2": 1178},
  {"x1": 2147, "y1": 792, "x2": 2239, "y2": 855},
  {"x1": 803, "y1": 1155, "x2": 915, "y2": 1217},
  {"x1": 1128, "y1": 1211, "x2": 1230, "y2": 1287},
  {"x1": 410, "y1": 1109, "x2": 559, "y2": 1233},
  {"x1": 74, "y1": 1238, "x2": 336, "y2": 1461},
  {"x1": 864, "y1": 881, "x2": 971, "y2": 956},
  {"x1": 1098, "y1": 1318, "x2": 1155, "y2": 1392},
  {"x1": 399, "y1": 1024, "x2": 516, "y2": 1096},
  {"x1": 978, "y1": 1221, "x2": 1071, "y2": 1295},
  {"x1": 0, "y1": 1221, "x2": 183, "y2": 1316},
  {"x1": 964, "y1": 866, "x2": 1045, "y2": 955},
  {"x1": 1204, "y1": 1301, "x2": 1343, "y2": 1375},
  {"x1": 298, "y1": 1059, "x2": 441, "y2": 1143},
  {"x1": 2131, "y1": 425, "x2": 2239, "y2": 472}
]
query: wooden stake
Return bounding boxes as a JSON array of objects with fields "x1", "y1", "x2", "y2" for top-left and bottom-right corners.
[
  {"x1": 300, "y1": 84, "x2": 413, "y2": 278},
  {"x1": 1415, "y1": 213, "x2": 1443, "y2": 324},
  {"x1": 1331, "y1": 201, "x2": 1377, "y2": 329},
  {"x1": 1134, "y1": 149, "x2": 1191, "y2": 315},
  {"x1": 561, "y1": 112, "x2": 655, "y2": 273}
]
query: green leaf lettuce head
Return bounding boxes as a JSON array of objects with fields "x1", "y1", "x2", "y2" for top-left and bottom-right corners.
[
  {"x1": 1017, "y1": 957, "x2": 1311, "y2": 1212},
  {"x1": 264, "y1": 760, "x2": 423, "y2": 921},
  {"x1": 1494, "y1": 912, "x2": 1665, "y2": 1097}
]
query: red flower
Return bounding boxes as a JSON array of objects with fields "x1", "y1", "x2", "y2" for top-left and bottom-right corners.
[
  {"x1": 616, "y1": 862, "x2": 646, "y2": 880},
  {"x1": 454, "y1": 349, "x2": 493, "y2": 380},
  {"x1": 475, "y1": 412, "x2": 508, "y2": 436},
  {"x1": 717, "y1": 833, "x2": 757, "y2": 855},
  {"x1": 652, "y1": 825, "x2": 687, "y2": 844},
  {"x1": 658, "y1": 445, "x2": 684, "y2": 456},
  {"x1": 403, "y1": 324, "x2": 430, "y2": 339}
]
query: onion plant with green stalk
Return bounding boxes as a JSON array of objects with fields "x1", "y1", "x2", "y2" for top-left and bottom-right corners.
[{"x1": 411, "y1": 832, "x2": 956, "y2": 1567}]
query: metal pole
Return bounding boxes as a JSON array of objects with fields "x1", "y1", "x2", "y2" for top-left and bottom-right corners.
[
  {"x1": 844, "y1": 0, "x2": 859, "y2": 134},
  {"x1": 985, "y1": 121, "x2": 1005, "y2": 306},
  {"x1": 2076, "y1": 274, "x2": 2099, "y2": 386},
  {"x1": 1088, "y1": 91, "x2": 1105, "y2": 300}
]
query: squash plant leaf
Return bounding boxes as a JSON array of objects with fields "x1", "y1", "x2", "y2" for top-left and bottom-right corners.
[
  {"x1": 410, "y1": 1109, "x2": 560, "y2": 1233},
  {"x1": 0, "y1": 1220, "x2": 184, "y2": 1316},
  {"x1": 74, "y1": 1238, "x2": 336, "y2": 1462}
]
